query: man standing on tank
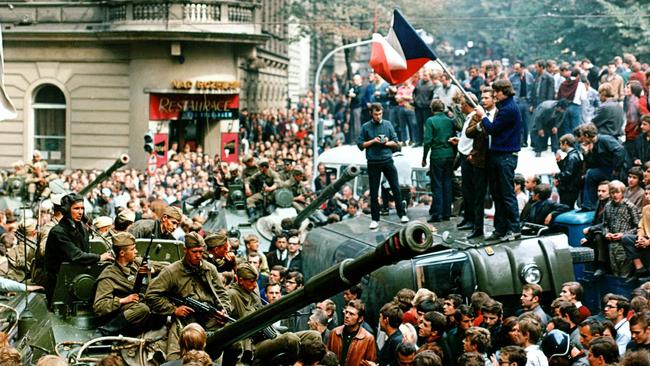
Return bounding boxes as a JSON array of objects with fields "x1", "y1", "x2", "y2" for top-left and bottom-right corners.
[
  {"x1": 357, "y1": 103, "x2": 409, "y2": 229},
  {"x1": 474, "y1": 80, "x2": 523, "y2": 241}
]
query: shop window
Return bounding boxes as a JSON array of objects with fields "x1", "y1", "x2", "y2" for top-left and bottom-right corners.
[{"x1": 33, "y1": 84, "x2": 66, "y2": 168}]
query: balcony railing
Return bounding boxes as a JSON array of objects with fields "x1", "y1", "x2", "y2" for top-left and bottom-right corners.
[{"x1": 1, "y1": 1, "x2": 262, "y2": 35}]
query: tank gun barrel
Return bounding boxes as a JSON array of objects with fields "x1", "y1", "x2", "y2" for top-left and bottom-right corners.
[
  {"x1": 78, "y1": 154, "x2": 130, "y2": 197},
  {"x1": 207, "y1": 221, "x2": 435, "y2": 351},
  {"x1": 293, "y1": 165, "x2": 359, "y2": 227}
]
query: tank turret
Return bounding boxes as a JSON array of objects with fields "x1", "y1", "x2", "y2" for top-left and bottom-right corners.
[
  {"x1": 78, "y1": 154, "x2": 130, "y2": 197},
  {"x1": 207, "y1": 221, "x2": 438, "y2": 351},
  {"x1": 292, "y1": 165, "x2": 359, "y2": 228}
]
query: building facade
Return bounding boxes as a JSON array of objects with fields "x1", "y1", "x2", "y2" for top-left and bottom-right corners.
[{"x1": 0, "y1": 0, "x2": 287, "y2": 170}]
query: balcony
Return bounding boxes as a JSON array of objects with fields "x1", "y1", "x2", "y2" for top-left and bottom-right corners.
[{"x1": 1, "y1": 1, "x2": 266, "y2": 44}]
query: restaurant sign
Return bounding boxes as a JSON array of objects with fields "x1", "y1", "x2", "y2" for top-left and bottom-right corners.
[{"x1": 149, "y1": 93, "x2": 239, "y2": 121}]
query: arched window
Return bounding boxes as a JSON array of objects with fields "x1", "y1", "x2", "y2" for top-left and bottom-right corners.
[{"x1": 33, "y1": 84, "x2": 66, "y2": 167}]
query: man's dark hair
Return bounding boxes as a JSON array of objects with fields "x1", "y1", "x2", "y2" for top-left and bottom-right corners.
[
  {"x1": 457, "y1": 352, "x2": 485, "y2": 366},
  {"x1": 589, "y1": 336, "x2": 620, "y2": 363},
  {"x1": 621, "y1": 350, "x2": 650, "y2": 366},
  {"x1": 298, "y1": 337, "x2": 327, "y2": 365},
  {"x1": 346, "y1": 284, "x2": 363, "y2": 298},
  {"x1": 492, "y1": 79, "x2": 515, "y2": 97},
  {"x1": 558, "y1": 303, "x2": 581, "y2": 324},
  {"x1": 396, "y1": 342, "x2": 417, "y2": 357},
  {"x1": 370, "y1": 103, "x2": 383, "y2": 112},
  {"x1": 470, "y1": 291, "x2": 491, "y2": 312},
  {"x1": 610, "y1": 294, "x2": 631, "y2": 318},
  {"x1": 500, "y1": 345, "x2": 527, "y2": 366},
  {"x1": 628, "y1": 166, "x2": 644, "y2": 181},
  {"x1": 514, "y1": 174, "x2": 525, "y2": 189},
  {"x1": 447, "y1": 294, "x2": 463, "y2": 308},
  {"x1": 417, "y1": 299, "x2": 438, "y2": 314},
  {"x1": 414, "y1": 351, "x2": 442, "y2": 366},
  {"x1": 533, "y1": 183, "x2": 552, "y2": 201},
  {"x1": 548, "y1": 316, "x2": 571, "y2": 333},
  {"x1": 579, "y1": 319, "x2": 604, "y2": 336},
  {"x1": 629, "y1": 311, "x2": 649, "y2": 328},
  {"x1": 454, "y1": 304, "x2": 475, "y2": 323},
  {"x1": 559, "y1": 133, "x2": 575, "y2": 147},
  {"x1": 579, "y1": 123, "x2": 598, "y2": 138},
  {"x1": 347, "y1": 299, "x2": 366, "y2": 319},
  {"x1": 424, "y1": 311, "x2": 447, "y2": 333},
  {"x1": 380, "y1": 302, "x2": 404, "y2": 329},
  {"x1": 482, "y1": 299, "x2": 503, "y2": 316},
  {"x1": 286, "y1": 271, "x2": 303, "y2": 287},
  {"x1": 535, "y1": 59, "x2": 546, "y2": 69},
  {"x1": 430, "y1": 99, "x2": 445, "y2": 113}
]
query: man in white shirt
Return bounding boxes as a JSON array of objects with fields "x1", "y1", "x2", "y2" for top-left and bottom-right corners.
[{"x1": 514, "y1": 317, "x2": 548, "y2": 366}]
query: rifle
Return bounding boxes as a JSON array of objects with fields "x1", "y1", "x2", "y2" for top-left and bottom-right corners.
[
  {"x1": 168, "y1": 295, "x2": 278, "y2": 343},
  {"x1": 132, "y1": 234, "x2": 154, "y2": 293}
]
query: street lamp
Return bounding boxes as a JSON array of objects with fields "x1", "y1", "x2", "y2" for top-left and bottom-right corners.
[{"x1": 312, "y1": 39, "x2": 374, "y2": 182}]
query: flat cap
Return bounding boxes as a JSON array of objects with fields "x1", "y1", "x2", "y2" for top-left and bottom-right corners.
[
  {"x1": 93, "y1": 216, "x2": 113, "y2": 229},
  {"x1": 118, "y1": 209, "x2": 136, "y2": 223},
  {"x1": 112, "y1": 231, "x2": 136, "y2": 248},
  {"x1": 237, "y1": 262, "x2": 259, "y2": 280},
  {"x1": 184, "y1": 231, "x2": 205, "y2": 248},
  {"x1": 205, "y1": 232, "x2": 228, "y2": 248},
  {"x1": 163, "y1": 206, "x2": 182, "y2": 221}
]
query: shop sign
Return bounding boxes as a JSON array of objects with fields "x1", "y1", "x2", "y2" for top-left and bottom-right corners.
[{"x1": 149, "y1": 93, "x2": 239, "y2": 121}]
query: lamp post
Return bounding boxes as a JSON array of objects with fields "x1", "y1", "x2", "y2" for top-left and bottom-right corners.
[{"x1": 312, "y1": 39, "x2": 374, "y2": 182}]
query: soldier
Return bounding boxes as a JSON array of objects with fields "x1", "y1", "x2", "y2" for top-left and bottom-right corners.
[
  {"x1": 241, "y1": 154, "x2": 258, "y2": 183},
  {"x1": 92, "y1": 216, "x2": 113, "y2": 241},
  {"x1": 223, "y1": 262, "x2": 310, "y2": 366},
  {"x1": 24, "y1": 161, "x2": 57, "y2": 202},
  {"x1": 93, "y1": 232, "x2": 153, "y2": 336},
  {"x1": 205, "y1": 231, "x2": 236, "y2": 274},
  {"x1": 4, "y1": 218, "x2": 37, "y2": 282},
  {"x1": 114, "y1": 208, "x2": 135, "y2": 232},
  {"x1": 283, "y1": 166, "x2": 312, "y2": 212},
  {"x1": 245, "y1": 159, "x2": 281, "y2": 221},
  {"x1": 278, "y1": 158, "x2": 295, "y2": 182},
  {"x1": 145, "y1": 232, "x2": 231, "y2": 361},
  {"x1": 129, "y1": 205, "x2": 181, "y2": 240},
  {"x1": 44, "y1": 193, "x2": 114, "y2": 305}
]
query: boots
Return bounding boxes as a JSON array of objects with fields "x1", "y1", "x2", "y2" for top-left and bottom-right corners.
[{"x1": 98, "y1": 312, "x2": 130, "y2": 336}]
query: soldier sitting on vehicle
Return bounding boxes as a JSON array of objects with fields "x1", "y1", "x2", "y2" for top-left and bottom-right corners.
[
  {"x1": 25, "y1": 161, "x2": 57, "y2": 202},
  {"x1": 282, "y1": 166, "x2": 313, "y2": 212},
  {"x1": 129, "y1": 205, "x2": 181, "y2": 240},
  {"x1": 93, "y1": 232, "x2": 158, "y2": 336},
  {"x1": 145, "y1": 232, "x2": 231, "y2": 361},
  {"x1": 91, "y1": 216, "x2": 113, "y2": 241},
  {"x1": 244, "y1": 159, "x2": 281, "y2": 221},
  {"x1": 4, "y1": 218, "x2": 37, "y2": 282},
  {"x1": 204, "y1": 231, "x2": 236, "y2": 277}
]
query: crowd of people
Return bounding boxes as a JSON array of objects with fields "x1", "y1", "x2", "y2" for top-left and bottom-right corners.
[{"x1": 1, "y1": 47, "x2": 650, "y2": 365}]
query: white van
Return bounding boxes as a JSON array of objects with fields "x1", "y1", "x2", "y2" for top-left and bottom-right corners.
[{"x1": 316, "y1": 144, "x2": 560, "y2": 201}]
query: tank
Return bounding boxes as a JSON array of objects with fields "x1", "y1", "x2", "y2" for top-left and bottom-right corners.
[
  {"x1": 206, "y1": 220, "x2": 442, "y2": 351},
  {"x1": 202, "y1": 165, "x2": 359, "y2": 252}
]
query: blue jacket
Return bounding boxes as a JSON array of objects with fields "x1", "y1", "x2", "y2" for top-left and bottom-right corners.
[{"x1": 482, "y1": 96, "x2": 522, "y2": 153}]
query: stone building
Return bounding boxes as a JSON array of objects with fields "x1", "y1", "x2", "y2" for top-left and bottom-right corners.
[{"x1": 0, "y1": 0, "x2": 287, "y2": 170}]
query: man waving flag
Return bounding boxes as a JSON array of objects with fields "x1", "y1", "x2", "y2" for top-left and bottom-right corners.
[
  {"x1": 369, "y1": 9, "x2": 437, "y2": 85},
  {"x1": 0, "y1": 29, "x2": 16, "y2": 121}
]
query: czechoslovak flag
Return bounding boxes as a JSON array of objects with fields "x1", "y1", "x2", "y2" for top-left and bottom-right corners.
[{"x1": 369, "y1": 9, "x2": 437, "y2": 85}]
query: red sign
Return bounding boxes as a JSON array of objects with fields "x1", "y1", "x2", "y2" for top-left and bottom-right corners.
[
  {"x1": 220, "y1": 132, "x2": 239, "y2": 164},
  {"x1": 149, "y1": 93, "x2": 240, "y2": 121},
  {"x1": 154, "y1": 133, "x2": 168, "y2": 166}
]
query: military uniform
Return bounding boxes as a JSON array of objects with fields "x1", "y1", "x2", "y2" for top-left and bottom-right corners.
[
  {"x1": 282, "y1": 167, "x2": 312, "y2": 212},
  {"x1": 245, "y1": 169, "x2": 282, "y2": 209},
  {"x1": 241, "y1": 155, "x2": 258, "y2": 184},
  {"x1": 94, "y1": 260, "x2": 151, "y2": 325},
  {"x1": 32, "y1": 216, "x2": 58, "y2": 285},
  {"x1": 145, "y1": 250, "x2": 231, "y2": 360},
  {"x1": 128, "y1": 219, "x2": 175, "y2": 240},
  {"x1": 4, "y1": 235, "x2": 36, "y2": 282},
  {"x1": 225, "y1": 281, "x2": 262, "y2": 363}
]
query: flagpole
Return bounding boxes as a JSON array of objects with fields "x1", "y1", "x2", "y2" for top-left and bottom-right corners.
[
  {"x1": 434, "y1": 59, "x2": 478, "y2": 108},
  {"x1": 312, "y1": 39, "x2": 374, "y2": 184}
]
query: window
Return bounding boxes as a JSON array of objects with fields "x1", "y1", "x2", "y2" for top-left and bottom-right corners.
[{"x1": 33, "y1": 84, "x2": 66, "y2": 167}]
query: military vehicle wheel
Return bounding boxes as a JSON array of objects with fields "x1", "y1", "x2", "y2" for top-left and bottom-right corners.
[{"x1": 570, "y1": 246, "x2": 594, "y2": 264}]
